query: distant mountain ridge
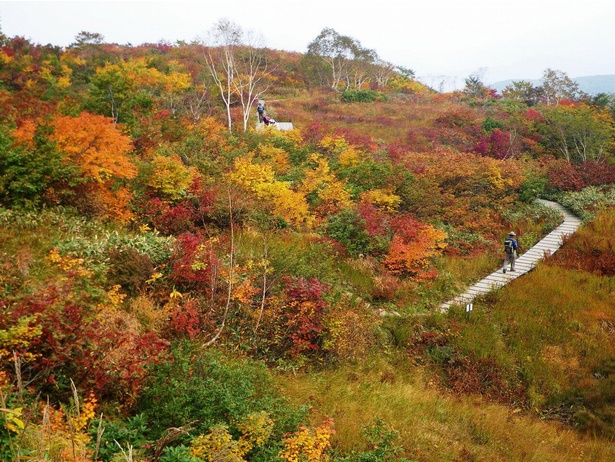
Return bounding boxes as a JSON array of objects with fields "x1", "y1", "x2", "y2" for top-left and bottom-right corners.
[{"x1": 491, "y1": 74, "x2": 615, "y2": 95}]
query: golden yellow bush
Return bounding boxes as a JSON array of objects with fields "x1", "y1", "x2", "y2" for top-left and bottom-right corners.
[{"x1": 279, "y1": 418, "x2": 335, "y2": 462}]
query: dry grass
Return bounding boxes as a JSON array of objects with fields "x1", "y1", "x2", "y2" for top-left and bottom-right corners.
[
  {"x1": 272, "y1": 89, "x2": 475, "y2": 146},
  {"x1": 278, "y1": 360, "x2": 615, "y2": 461},
  {"x1": 441, "y1": 253, "x2": 500, "y2": 285},
  {"x1": 495, "y1": 265, "x2": 615, "y2": 401}
]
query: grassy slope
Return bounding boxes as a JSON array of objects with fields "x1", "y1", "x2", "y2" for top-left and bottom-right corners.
[
  {"x1": 279, "y1": 361, "x2": 615, "y2": 461},
  {"x1": 270, "y1": 89, "x2": 465, "y2": 145}
]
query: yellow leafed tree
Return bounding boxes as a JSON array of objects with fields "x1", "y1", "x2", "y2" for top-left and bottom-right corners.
[
  {"x1": 300, "y1": 154, "x2": 351, "y2": 215},
  {"x1": 147, "y1": 154, "x2": 196, "y2": 200},
  {"x1": 230, "y1": 155, "x2": 311, "y2": 226}
]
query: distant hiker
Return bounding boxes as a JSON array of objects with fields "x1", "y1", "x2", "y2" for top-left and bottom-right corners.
[
  {"x1": 503, "y1": 231, "x2": 518, "y2": 273},
  {"x1": 257, "y1": 102, "x2": 265, "y2": 123}
]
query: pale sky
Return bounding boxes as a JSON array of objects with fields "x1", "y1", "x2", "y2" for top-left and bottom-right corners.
[{"x1": 1, "y1": 0, "x2": 614, "y2": 90}]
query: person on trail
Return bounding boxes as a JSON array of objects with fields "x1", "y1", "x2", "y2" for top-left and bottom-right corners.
[
  {"x1": 503, "y1": 231, "x2": 518, "y2": 273},
  {"x1": 257, "y1": 102, "x2": 265, "y2": 123}
]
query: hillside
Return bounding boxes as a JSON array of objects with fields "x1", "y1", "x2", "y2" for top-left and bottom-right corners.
[{"x1": 1, "y1": 27, "x2": 615, "y2": 461}]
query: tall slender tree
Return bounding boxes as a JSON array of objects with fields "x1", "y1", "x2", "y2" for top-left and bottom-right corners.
[
  {"x1": 539, "y1": 104, "x2": 615, "y2": 163},
  {"x1": 541, "y1": 68, "x2": 585, "y2": 105},
  {"x1": 203, "y1": 19, "x2": 242, "y2": 132},
  {"x1": 307, "y1": 28, "x2": 379, "y2": 91},
  {"x1": 502, "y1": 80, "x2": 544, "y2": 106},
  {"x1": 234, "y1": 31, "x2": 272, "y2": 132},
  {"x1": 203, "y1": 19, "x2": 272, "y2": 132}
]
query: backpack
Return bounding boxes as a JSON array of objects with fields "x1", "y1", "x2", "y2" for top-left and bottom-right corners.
[{"x1": 504, "y1": 238, "x2": 514, "y2": 254}]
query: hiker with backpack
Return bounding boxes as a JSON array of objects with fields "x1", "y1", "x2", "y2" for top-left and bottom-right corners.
[
  {"x1": 257, "y1": 102, "x2": 265, "y2": 123},
  {"x1": 503, "y1": 231, "x2": 518, "y2": 273}
]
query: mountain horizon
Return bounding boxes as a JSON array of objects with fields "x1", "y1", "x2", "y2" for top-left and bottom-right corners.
[{"x1": 491, "y1": 74, "x2": 615, "y2": 95}]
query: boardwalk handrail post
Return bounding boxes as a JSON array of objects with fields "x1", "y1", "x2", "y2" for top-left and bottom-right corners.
[{"x1": 466, "y1": 302, "x2": 473, "y2": 320}]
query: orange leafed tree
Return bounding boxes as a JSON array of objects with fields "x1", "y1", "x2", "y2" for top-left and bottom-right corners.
[
  {"x1": 383, "y1": 214, "x2": 448, "y2": 280},
  {"x1": 52, "y1": 112, "x2": 135, "y2": 182},
  {"x1": 51, "y1": 112, "x2": 137, "y2": 221}
]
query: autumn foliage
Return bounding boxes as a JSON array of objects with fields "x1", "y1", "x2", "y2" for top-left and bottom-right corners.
[
  {"x1": 383, "y1": 214, "x2": 447, "y2": 279},
  {"x1": 1, "y1": 29, "x2": 615, "y2": 462}
]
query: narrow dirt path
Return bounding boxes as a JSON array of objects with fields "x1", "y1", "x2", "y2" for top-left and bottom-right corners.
[{"x1": 439, "y1": 199, "x2": 582, "y2": 311}]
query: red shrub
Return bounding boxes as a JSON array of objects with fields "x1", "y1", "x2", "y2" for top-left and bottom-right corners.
[
  {"x1": 189, "y1": 176, "x2": 217, "y2": 221},
  {"x1": 386, "y1": 141, "x2": 409, "y2": 162},
  {"x1": 358, "y1": 201, "x2": 390, "y2": 238},
  {"x1": 525, "y1": 108, "x2": 544, "y2": 121},
  {"x1": 405, "y1": 127, "x2": 433, "y2": 152},
  {"x1": 541, "y1": 157, "x2": 615, "y2": 192},
  {"x1": 332, "y1": 127, "x2": 376, "y2": 152},
  {"x1": 169, "y1": 232, "x2": 219, "y2": 292},
  {"x1": 281, "y1": 276, "x2": 330, "y2": 358},
  {"x1": 435, "y1": 108, "x2": 477, "y2": 129},
  {"x1": 578, "y1": 161, "x2": 615, "y2": 186},
  {"x1": 543, "y1": 157, "x2": 585, "y2": 191},
  {"x1": 77, "y1": 322, "x2": 168, "y2": 404},
  {"x1": 166, "y1": 298, "x2": 202, "y2": 339},
  {"x1": 391, "y1": 213, "x2": 422, "y2": 241},
  {"x1": 301, "y1": 120, "x2": 327, "y2": 145},
  {"x1": 300, "y1": 120, "x2": 376, "y2": 152},
  {"x1": 474, "y1": 129, "x2": 512, "y2": 159},
  {"x1": 8, "y1": 280, "x2": 169, "y2": 404},
  {"x1": 160, "y1": 202, "x2": 198, "y2": 232},
  {"x1": 139, "y1": 196, "x2": 198, "y2": 235},
  {"x1": 547, "y1": 212, "x2": 615, "y2": 276},
  {"x1": 442, "y1": 354, "x2": 527, "y2": 405}
]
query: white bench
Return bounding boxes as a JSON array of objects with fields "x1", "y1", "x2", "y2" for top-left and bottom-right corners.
[
  {"x1": 256, "y1": 122, "x2": 294, "y2": 131},
  {"x1": 275, "y1": 122, "x2": 294, "y2": 131}
]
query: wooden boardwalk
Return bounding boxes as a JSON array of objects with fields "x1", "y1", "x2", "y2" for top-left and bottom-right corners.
[{"x1": 439, "y1": 199, "x2": 582, "y2": 311}]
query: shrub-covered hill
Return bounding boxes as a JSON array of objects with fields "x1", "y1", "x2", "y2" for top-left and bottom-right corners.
[{"x1": 1, "y1": 28, "x2": 615, "y2": 461}]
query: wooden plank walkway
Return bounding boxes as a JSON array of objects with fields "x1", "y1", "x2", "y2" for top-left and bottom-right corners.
[{"x1": 439, "y1": 199, "x2": 582, "y2": 311}]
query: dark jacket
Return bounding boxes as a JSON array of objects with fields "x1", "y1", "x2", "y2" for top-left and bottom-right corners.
[{"x1": 504, "y1": 237, "x2": 518, "y2": 252}]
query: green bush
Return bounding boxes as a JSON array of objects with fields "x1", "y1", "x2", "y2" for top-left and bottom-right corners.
[
  {"x1": 0, "y1": 207, "x2": 175, "y2": 272},
  {"x1": 324, "y1": 208, "x2": 372, "y2": 258},
  {"x1": 54, "y1": 227, "x2": 175, "y2": 275},
  {"x1": 518, "y1": 172, "x2": 548, "y2": 203},
  {"x1": 137, "y1": 342, "x2": 307, "y2": 446},
  {"x1": 337, "y1": 159, "x2": 396, "y2": 197},
  {"x1": 331, "y1": 418, "x2": 412, "y2": 461},
  {"x1": 341, "y1": 90, "x2": 387, "y2": 103},
  {"x1": 159, "y1": 445, "x2": 200, "y2": 462},
  {"x1": 91, "y1": 414, "x2": 150, "y2": 462},
  {"x1": 0, "y1": 126, "x2": 81, "y2": 209},
  {"x1": 481, "y1": 117, "x2": 504, "y2": 133},
  {"x1": 558, "y1": 185, "x2": 615, "y2": 220}
]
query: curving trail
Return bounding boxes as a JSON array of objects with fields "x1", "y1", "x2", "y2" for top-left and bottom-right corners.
[{"x1": 439, "y1": 199, "x2": 582, "y2": 311}]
